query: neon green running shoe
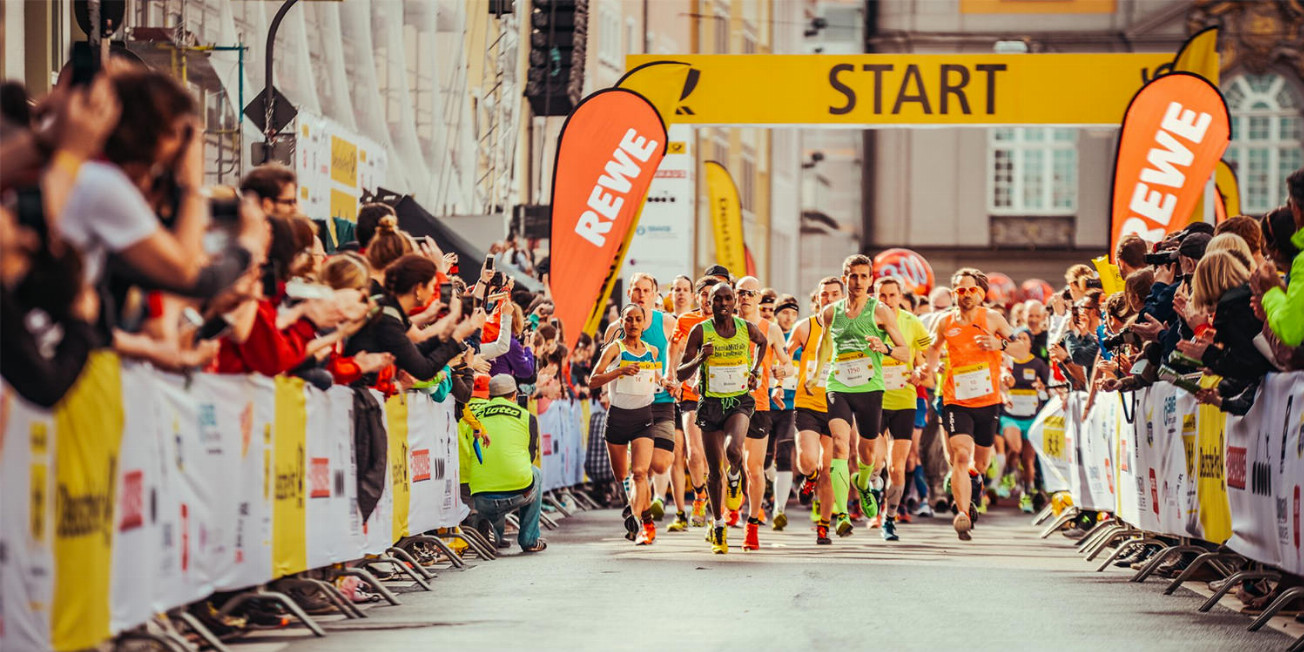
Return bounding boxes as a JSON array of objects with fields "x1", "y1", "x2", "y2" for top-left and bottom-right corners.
[
  {"x1": 857, "y1": 478, "x2": 878, "y2": 521},
  {"x1": 835, "y1": 513, "x2": 854, "y2": 537},
  {"x1": 650, "y1": 497, "x2": 665, "y2": 521},
  {"x1": 997, "y1": 474, "x2": 1016, "y2": 499},
  {"x1": 1019, "y1": 493, "x2": 1034, "y2": 513}
]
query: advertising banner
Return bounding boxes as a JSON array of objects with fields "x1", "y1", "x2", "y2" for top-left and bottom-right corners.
[
  {"x1": 623, "y1": 123, "x2": 696, "y2": 289},
  {"x1": 549, "y1": 89, "x2": 667, "y2": 349},
  {"x1": 704, "y1": 161, "x2": 746, "y2": 278},
  {"x1": 1026, "y1": 394, "x2": 1071, "y2": 494},
  {"x1": 295, "y1": 112, "x2": 388, "y2": 229}
]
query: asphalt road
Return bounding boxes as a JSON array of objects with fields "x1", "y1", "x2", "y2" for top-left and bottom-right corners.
[{"x1": 259, "y1": 505, "x2": 1290, "y2": 652}]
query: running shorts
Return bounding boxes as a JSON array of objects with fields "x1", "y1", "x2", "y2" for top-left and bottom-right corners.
[
  {"x1": 795, "y1": 407, "x2": 832, "y2": 437},
  {"x1": 881, "y1": 408, "x2": 915, "y2": 441},
  {"x1": 770, "y1": 409, "x2": 796, "y2": 446},
  {"x1": 695, "y1": 394, "x2": 756, "y2": 432},
  {"x1": 649, "y1": 403, "x2": 677, "y2": 452},
  {"x1": 604, "y1": 405, "x2": 655, "y2": 446},
  {"x1": 827, "y1": 390, "x2": 884, "y2": 440},
  {"x1": 678, "y1": 400, "x2": 697, "y2": 415},
  {"x1": 746, "y1": 410, "x2": 772, "y2": 440},
  {"x1": 942, "y1": 403, "x2": 1000, "y2": 448},
  {"x1": 914, "y1": 397, "x2": 928, "y2": 429},
  {"x1": 999, "y1": 414, "x2": 1036, "y2": 440}
]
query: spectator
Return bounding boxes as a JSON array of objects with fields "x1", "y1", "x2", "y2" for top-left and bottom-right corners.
[
  {"x1": 1064, "y1": 264, "x2": 1098, "y2": 302},
  {"x1": 1065, "y1": 289, "x2": 1105, "y2": 366},
  {"x1": 1215, "y1": 215, "x2": 1265, "y2": 266},
  {"x1": 239, "y1": 163, "x2": 299, "y2": 218},
  {"x1": 1252, "y1": 167, "x2": 1304, "y2": 348},
  {"x1": 365, "y1": 215, "x2": 415, "y2": 293},
  {"x1": 487, "y1": 301, "x2": 536, "y2": 387},
  {"x1": 1115, "y1": 234, "x2": 1148, "y2": 279},
  {"x1": 352, "y1": 202, "x2": 396, "y2": 253},
  {"x1": 1181, "y1": 251, "x2": 1271, "y2": 382},
  {"x1": 458, "y1": 374, "x2": 546, "y2": 552}
]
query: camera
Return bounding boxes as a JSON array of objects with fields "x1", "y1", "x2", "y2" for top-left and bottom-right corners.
[
  {"x1": 1101, "y1": 329, "x2": 1140, "y2": 350},
  {"x1": 1144, "y1": 249, "x2": 1179, "y2": 266}
]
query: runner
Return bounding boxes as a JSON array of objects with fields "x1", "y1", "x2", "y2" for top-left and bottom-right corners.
[
  {"x1": 869, "y1": 276, "x2": 932, "y2": 541},
  {"x1": 787, "y1": 279, "x2": 842, "y2": 543},
  {"x1": 806, "y1": 255, "x2": 909, "y2": 541},
  {"x1": 670, "y1": 275, "x2": 695, "y2": 317},
  {"x1": 664, "y1": 274, "x2": 696, "y2": 531},
  {"x1": 735, "y1": 276, "x2": 791, "y2": 550},
  {"x1": 768, "y1": 294, "x2": 801, "y2": 531},
  {"x1": 999, "y1": 327, "x2": 1050, "y2": 513},
  {"x1": 677, "y1": 284, "x2": 768, "y2": 554},
  {"x1": 924, "y1": 268, "x2": 1016, "y2": 541},
  {"x1": 589, "y1": 304, "x2": 674, "y2": 545},
  {"x1": 668, "y1": 275, "x2": 724, "y2": 528}
]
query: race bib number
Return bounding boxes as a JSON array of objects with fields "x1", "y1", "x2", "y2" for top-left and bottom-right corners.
[
  {"x1": 953, "y1": 363, "x2": 993, "y2": 401},
  {"x1": 707, "y1": 363, "x2": 748, "y2": 394},
  {"x1": 614, "y1": 361, "x2": 657, "y2": 398},
  {"x1": 833, "y1": 352, "x2": 875, "y2": 387},
  {"x1": 1006, "y1": 388, "x2": 1039, "y2": 417},
  {"x1": 1021, "y1": 367, "x2": 1037, "y2": 382},
  {"x1": 780, "y1": 373, "x2": 798, "y2": 391},
  {"x1": 882, "y1": 360, "x2": 909, "y2": 391}
]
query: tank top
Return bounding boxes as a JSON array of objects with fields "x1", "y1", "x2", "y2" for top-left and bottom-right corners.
[
  {"x1": 700, "y1": 317, "x2": 752, "y2": 399},
  {"x1": 675, "y1": 310, "x2": 709, "y2": 402},
  {"x1": 882, "y1": 308, "x2": 928, "y2": 412},
  {"x1": 1004, "y1": 355, "x2": 1049, "y2": 418},
  {"x1": 606, "y1": 341, "x2": 658, "y2": 410},
  {"x1": 939, "y1": 310, "x2": 1004, "y2": 408},
  {"x1": 826, "y1": 298, "x2": 886, "y2": 394},
  {"x1": 773, "y1": 328, "x2": 797, "y2": 410},
  {"x1": 794, "y1": 317, "x2": 829, "y2": 411},
  {"x1": 642, "y1": 309, "x2": 675, "y2": 405},
  {"x1": 749, "y1": 318, "x2": 775, "y2": 411}
]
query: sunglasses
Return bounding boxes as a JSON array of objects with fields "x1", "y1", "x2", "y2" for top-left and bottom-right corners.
[
  {"x1": 737, "y1": 289, "x2": 758, "y2": 298},
  {"x1": 955, "y1": 286, "x2": 984, "y2": 297}
]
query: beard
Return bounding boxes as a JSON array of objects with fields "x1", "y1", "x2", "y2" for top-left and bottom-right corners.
[{"x1": 958, "y1": 296, "x2": 977, "y2": 310}]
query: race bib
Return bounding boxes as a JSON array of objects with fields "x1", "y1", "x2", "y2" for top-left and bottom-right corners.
[
  {"x1": 882, "y1": 359, "x2": 909, "y2": 391},
  {"x1": 1021, "y1": 367, "x2": 1037, "y2": 382},
  {"x1": 780, "y1": 373, "x2": 798, "y2": 391},
  {"x1": 953, "y1": 363, "x2": 993, "y2": 401},
  {"x1": 614, "y1": 361, "x2": 657, "y2": 398},
  {"x1": 1006, "y1": 388, "x2": 1039, "y2": 417},
  {"x1": 707, "y1": 362, "x2": 748, "y2": 394},
  {"x1": 833, "y1": 352, "x2": 875, "y2": 387}
]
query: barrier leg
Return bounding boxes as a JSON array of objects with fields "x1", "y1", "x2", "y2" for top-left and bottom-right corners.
[
  {"x1": 562, "y1": 488, "x2": 592, "y2": 511},
  {"x1": 1131, "y1": 544, "x2": 1207, "y2": 583},
  {"x1": 387, "y1": 546, "x2": 436, "y2": 581},
  {"x1": 1290, "y1": 632, "x2": 1304, "y2": 652},
  {"x1": 1039, "y1": 507, "x2": 1079, "y2": 539},
  {"x1": 1248, "y1": 586, "x2": 1304, "y2": 631},
  {"x1": 1198, "y1": 570, "x2": 1280, "y2": 613},
  {"x1": 569, "y1": 488, "x2": 603, "y2": 510},
  {"x1": 1031, "y1": 502, "x2": 1056, "y2": 526},
  {"x1": 440, "y1": 531, "x2": 493, "y2": 561},
  {"x1": 216, "y1": 589, "x2": 327, "y2": 637},
  {"x1": 1095, "y1": 538, "x2": 1163, "y2": 573},
  {"x1": 462, "y1": 528, "x2": 500, "y2": 559},
  {"x1": 505, "y1": 513, "x2": 521, "y2": 533},
  {"x1": 364, "y1": 555, "x2": 432, "y2": 591},
  {"x1": 406, "y1": 534, "x2": 466, "y2": 569},
  {"x1": 1085, "y1": 528, "x2": 1141, "y2": 561},
  {"x1": 334, "y1": 568, "x2": 402, "y2": 606},
  {"x1": 172, "y1": 609, "x2": 232, "y2": 651},
  {"x1": 278, "y1": 578, "x2": 365, "y2": 620},
  {"x1": 544, "y1": 493, "x2": 573, "y2": 517},
  {"x1": 1077, "y1": 521, "x2": 1125, "y2": 554},
  {"x1": 539, "y1": 511, "x2": 560, "y2": 530},
  {"x1": 117, "y1": 629, "x2": 191, "y2": 652}
]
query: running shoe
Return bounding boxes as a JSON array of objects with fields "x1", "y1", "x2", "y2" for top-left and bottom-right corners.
[
  {"x1": 849, "y1": 500, "x2": 863, "y2": 521},
  {"x1": 772, "y1": 511, "x2": 788, "y2": 531},
  {"x1": 757, "y1": 508, "x2": 768, "y2": 525},
  {"x1": 870, "y1": 488, "x2": 883, "y2": 520},
  {"x1": 641, "y1": 521, "x2": 656, "y2": 544},
  {"x1": 743, "y1": 522, "x2": 760, "y2": 551},
  {"x1": 690, "y1": 497, "x2": 708, "y2": 527},
  {"x1": 835, "y1": 513, "x2": 854, "y2": 537},
  {"x1": 881, "y1": 517, "x2": 900, "y2": 541},
  {"x1": 870, "y1": 513, "x2": 882, "y2": 529},
  {"x1": 622, "y1": 506, "x2": 639, "y2": 541},
  {"x1": 1019, "y1": 493, "x2": 1034, "y2": 514},
  {"x1": 943, "y1": 471, "x2": 952, "y2": 496},
  {"x1": 726, "y1": 509, "x2": 741, "y2": 528},
  {"x1": 815, "y1": 523, "x2": 832, "y2": 545},
  {"x1": 954, "y1": 509, "x2": 973, "y2": 541},
  {"x1": 667, "y1": 513, "x2": 689, "y2": 532},
  {"x1": 857, "y1": 481, "x2": 878, "y2": 522},
  {"x1": 725, "y1": 472, "x2": 744, "y2": 511},
  {"x1": 997, "y1": 474, "x2": 1016, "y2": 499},
  {"x1": 897, "y1": 510, "x2": 913, "y2": 524},
  {"x1": 711, "y1": 526, "x2": 728, "y2": 554},
  {"x1": 914, "y1": 502, "x2": 935, "y2": 518},
  {"x1": 650, "y1": 497, "x2": 665, "y2": 521},
  {"x1": 969, "y1": 472, "x2": 984, "y2": 505},
  {"x1": 798, "y1": 474, "x2": 817, "y2": 506},
  {"x1": 977, "y1": 493, "x2": 989, "y2": 515}
]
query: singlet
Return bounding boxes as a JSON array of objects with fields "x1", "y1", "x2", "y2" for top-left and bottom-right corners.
[
  {"x1": 1004, "y1": 355, "x2": 1050, "y2": 418},
  {"x1": 674, "y1": 310, "x2": 709, "y2": 402},
  {"x1": 794, "y1": 317, "x2": 829, "y2": 411},
  {"x1": 606, "y1": 341, "x2": 658, "y2": 410},
  {"x1": 938, "y1": 309, "x2": 1004, "y2": 408},
  {"x1": 773, "y1": 328, "x2": 797, "y2": 410},
  {"x1": 882, "y1": 307, "x2": 931, "y2": 412},
  {"x1": 642, "y1": 309, "x2": 675, "y2": 405},
  {"x1": 749, "y1": 318, "x2": 775, "y2": 411},
  {"x1": 700, "y1": 317, "x2": 753, "y2": 399},
  {"x1": 825, "y1": 298, "x2": 887, "y2": 394}
]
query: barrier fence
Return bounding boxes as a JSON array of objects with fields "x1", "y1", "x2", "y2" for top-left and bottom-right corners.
[
  {"x1": 0, "y1": 353, "x2": 592, "y2": 652},
  {"x1": 1027, "y1": 371, "x2": 1304, "y2": 575}
]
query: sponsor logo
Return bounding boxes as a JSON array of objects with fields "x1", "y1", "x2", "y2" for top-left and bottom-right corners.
[
  {"x1": 120, "y1": 470, "x2": 144, "y2": 531},
  {"x1": 1226, "y1": 446, "x2": 1247, "y2": 490},
  {"x1": 1149, "y1": 469, "x2": 1159, "y2": 516},
  {"x1": 309, "y1": 457, "x2": 331, "y2": 498},
  {"x1": 411, "y1": 449, "x2": 431, "y2": 483},
  {"x1": 542, "y1": 433, "x2": 553, "y2": 456}
]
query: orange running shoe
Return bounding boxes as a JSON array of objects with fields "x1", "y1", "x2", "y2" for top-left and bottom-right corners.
[
  {"x1": 637, "y1": 521, "x2": 656, "y2": 545},
  {"x1": 726, "y1": 509, "x2": 741, "y2": 527},
  {"x1": 690, "y1": 497, "x2": 708, "y2": 527},
  {"x1": 743, "y1": 522, "x2": 760, "y2": 551}
]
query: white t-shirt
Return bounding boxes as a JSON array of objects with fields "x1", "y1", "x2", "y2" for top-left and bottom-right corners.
[{"x1": 60, "y1": 162, "x2": 160, "y2": 284}]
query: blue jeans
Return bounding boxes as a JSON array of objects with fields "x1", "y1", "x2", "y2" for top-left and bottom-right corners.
[{"x1": 472, "y1": 466, "x2": 542, "y2": 549}]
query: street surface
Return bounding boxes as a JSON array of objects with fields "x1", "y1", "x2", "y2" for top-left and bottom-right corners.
[{"x1": 251, "y1": 506, "x2": 1289, "y2": 651}]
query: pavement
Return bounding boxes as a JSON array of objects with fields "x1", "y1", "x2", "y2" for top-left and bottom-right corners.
[{"x1": 243, "y1": 504, "x2": 1293, "y2": 652}]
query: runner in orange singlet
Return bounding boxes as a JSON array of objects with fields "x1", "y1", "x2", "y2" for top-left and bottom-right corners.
[
  {"x1": 668, "y1": 276, "x2": 722, "y2": 527},
  {"x1": 924, "y1": 268, "x2": 1015, "y2": 541}
]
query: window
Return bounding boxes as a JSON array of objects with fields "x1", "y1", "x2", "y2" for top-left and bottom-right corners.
[
  {"x1": 1223, "y1": 73, "x2": 1304, "y2": 213},
  {"x1": 988, "y1": 127, "x2": 1077, "y2": 215},
  {"x1": 713, "y1": 8, "x2": 729, "y2": 54},
  {"x1": 599, "y1": 6, "x2": 622, "y2": 69},
  {"x1": 740, "y1": 146, "x2": 756, "y2": 212}
]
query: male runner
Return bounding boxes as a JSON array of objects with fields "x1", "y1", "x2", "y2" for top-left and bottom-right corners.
[
  {"x1": 806, "y1": 255, "x2": 909, "y2": 540},
  {"x1": 670, "y1": 275, "x2": 695, "y2": 317},
  {"x1": 668, "y1": 276, "x2": 722, "y2": 527},
  {"x1": 768, "y1": 295, "x2": 801, "y2": 531},
  {"x1": 924, "y1": 268, "x2": 1015, "y2": 540},
  {"x1": 735, "y1": 277, "x2": 790, "y2": 549},
  {"x1": 788, "y1": 278, "x2": 843, "y2": 543},
  {"x1": 1000, "y1": 327, "x2": 1050, "y2": 513},
  {"x1": 677, "y1": 284, "x2": 768, "y2": 554},
  {"x1": 868, "y1": 276, "x2": 931, "y2": 541}
]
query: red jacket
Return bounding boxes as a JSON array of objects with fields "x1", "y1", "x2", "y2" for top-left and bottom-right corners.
[{"x1": 214, "y1": 300, "x2": 316, "y2": 375}]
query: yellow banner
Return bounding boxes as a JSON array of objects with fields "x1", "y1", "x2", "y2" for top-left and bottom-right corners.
[
  {"x1": 386, "y1": 393, "x2": 411, "y2": 540},
  {"x1": 51, "y1": 353, "x2": 124, "y2": 651},
  {"x1": 272, "y1": 376, "x2": 308, "y2": 578},
  {"x1": 623, "y1": 54, "x2": 1172, "y2": 126},
  {"x1": 704, "y1": 161, "x2": 746, "y2": 277},
  {"x1": 1196, "y1": 375, "x2": 1232, "y2": 543}
]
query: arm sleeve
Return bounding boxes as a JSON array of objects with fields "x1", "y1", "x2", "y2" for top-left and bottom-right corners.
[
  {"x1": 478, "y1": 310, "x2": 513, "y2": 360},
  {"x1": 381, "y1": 317, "x2": 467, "y2": 381},
  {"x1": 1262, "y1": 255, "x2": 1304, "y2": 346}
]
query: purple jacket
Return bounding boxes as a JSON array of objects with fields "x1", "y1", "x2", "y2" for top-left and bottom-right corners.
[{"x1": 489, "y1": 336, "x2": 535, "y2": 382}]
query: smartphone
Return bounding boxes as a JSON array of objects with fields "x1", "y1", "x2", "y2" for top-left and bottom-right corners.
[
  {"x1": 69, "y1": 42, "x2": 97, "y2": 88},
  {"x1": 439, "y1": 282, "x2": 453, "y2": 305},
  {"x1": 484, "y1": 254, "x2": 495, "y2": 271},
  {"x1": 284, "y1": 278, "x2": 336, "y2": 301}
]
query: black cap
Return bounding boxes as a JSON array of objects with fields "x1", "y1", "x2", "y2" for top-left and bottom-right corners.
[
  {"x1": 1183, "y1": 221, "x2": 1215, "y2": 236},
  {"x1": 704, "y1": 264, "x2": 731, "y2": 281},
  {"x1": 1179, "y1": 232, "x2": 1212, "y2": 259}
]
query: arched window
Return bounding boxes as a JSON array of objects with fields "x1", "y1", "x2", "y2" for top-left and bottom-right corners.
[{"x1": 1223, "y1": 73, "x2": 1304, "y2": 213}]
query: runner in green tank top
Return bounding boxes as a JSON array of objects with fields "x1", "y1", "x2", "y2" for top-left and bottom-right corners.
[
  {"x1": 805, "y1": 255, "x2": 909, "y2": 540},
  {"x1": 677, "y1": 283, "x2": 768, "y2": 554}
]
